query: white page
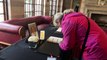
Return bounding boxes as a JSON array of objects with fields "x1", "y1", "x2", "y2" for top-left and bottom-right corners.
[
  {"x1": 56, "y1": 27, "x2": 62, "y2": 32},
  {"x1": 47, "y1": 36, "x2": 62, "y2": 43}
]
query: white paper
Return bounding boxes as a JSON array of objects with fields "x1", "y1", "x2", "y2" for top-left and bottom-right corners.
[
  {"x1": 47, "y1": 36, "x2": 62, "y2": 43},
  {"x1": 56, "y1": 27, "x2": 62, "y2": 32},
  {"x1": 47, "y1": 57, "x2": 56, "y2": 60}
]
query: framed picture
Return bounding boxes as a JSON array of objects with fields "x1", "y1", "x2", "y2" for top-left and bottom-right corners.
[{"x1": 28, "y1": 22, "x2": 38, "y2": 36}]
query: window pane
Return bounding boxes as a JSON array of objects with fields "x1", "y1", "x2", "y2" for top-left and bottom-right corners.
[
  {"x1": 49, "y1": 0, "x2": 57, "y2": 16},
  {"x1": 0, "y1": 15, "x2": 4, "y2": 22},
  {"x1": 25, "y1": 0, "x2": 28, "y2": 3},
  {"x1": 50, "y1": 0, "x2": 52, "y2": 5},
  {"x1": 0, "y1": 0, "x2": 3, "y2": 2},
  {"x1": 29, "y1": 12, "x2": 32, "y2": 17},
  {"x1": 35, "y1": 12, "x2": 37, "y2": 15},
  {"x1": 29, "y1": 0, "x2": 32, "y2": 3},
  {"x1": 26, "y1": 4, "x2": 29, "y2": 11},
  {"x1": 0, "y1": 3, "x2": 3, "y2": 13},
  {"x1": 24, "y1": 0, "x2": 33, "y2": 17},
  {"x1": 35, "y1": 12, "x2": 41, "y2": 16},
  {"x1": 49, "y1": 11, "x2": 51, "y2": 16},
  {"x1": 53, "y1": 1, "x2": 56, "y2": 5},
  {"x1": 53, "y1": 6, "x2": 56, "y2": 10},
  {"x1": 30, "y1": 4, "x2": 32, "y2": 11},
  {"x1": 25, "y1": 4, "x2": 29, "y2": 11},
  {"x1": 36, "y1": 0, "x2": 41, "y2": 4},
  {"x1": 25, "y1": 13, "x2": 29, "y2": 17},
  {"x1": 35, "y1": 0, "x2": 42, "y2": 16},
  {"x1": 25, "y1": 0, "x2": 32, "y2": 4}
]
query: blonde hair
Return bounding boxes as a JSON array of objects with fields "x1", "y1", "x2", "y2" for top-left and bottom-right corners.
[
  {"x1": 53, "y1": 9, "x2": 74, "y2": 26},
  {"x1": 53, "y1": 13, "x2": 63, "y2": 26},
  {"x1": 63, "y1": 9, "x2": 74, "y2": 14}
]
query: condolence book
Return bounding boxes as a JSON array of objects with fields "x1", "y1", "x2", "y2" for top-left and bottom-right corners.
[{"x1": 37, "y1": 41, "x2": 60, "y2": 57}]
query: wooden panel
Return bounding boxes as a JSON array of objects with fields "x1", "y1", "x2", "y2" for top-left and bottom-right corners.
[
  {"x1": 98, "y1": 0, "x2": 107, "y2": 6},
  {"x1": 85, "y1": 0, "x2": 107, "y2": 6},
  {"x1": 10, "y1": 0, "x2": 24, "y2": 19},
  {"x1": 85, "y1": 0, "x2": 98, "y2": 5}
]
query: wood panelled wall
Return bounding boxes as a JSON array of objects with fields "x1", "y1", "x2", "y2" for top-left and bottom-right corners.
[
  {"x1": 80, "y1": 0, "x2": 107, "y2": 16},
  {"x1": 8, "y1": 0, "x2": 24, "y2": 19}
]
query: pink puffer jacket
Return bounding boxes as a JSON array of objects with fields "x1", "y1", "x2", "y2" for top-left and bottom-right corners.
[{"x1": 59, "y1": 12, "x2": 107, "y2": 60}]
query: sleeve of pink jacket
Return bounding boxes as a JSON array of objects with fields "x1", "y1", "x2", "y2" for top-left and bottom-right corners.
[{"x1": 59, "y1": 16, "x2": 77, "y2": 51}]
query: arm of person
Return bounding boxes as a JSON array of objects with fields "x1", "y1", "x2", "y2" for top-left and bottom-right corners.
[
  {"x1": 59, "y1": 18, "x2": 76, "y2": 51},
  {"x1": 59, "y1": 17, "x2": 77, "y2": 60}
]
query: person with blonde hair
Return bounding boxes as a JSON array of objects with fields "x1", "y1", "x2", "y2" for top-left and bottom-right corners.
[
  {"x1": 53, "y1": 9, "x2": 74, "y2": 27},
  {"x1": 53, "y1": 13, "x2": 63, "y2": 27},
  {"x1": 53, "y1": 9, "x2": 107, "y2": 60}
]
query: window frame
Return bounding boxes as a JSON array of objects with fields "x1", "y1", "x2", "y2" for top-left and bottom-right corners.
[
  {"x1": 0, "y1": 0, "x2": 8, "y2": 22},
  {"x1": 24, "y1": 0, "x2": 63, "y2": 17}
]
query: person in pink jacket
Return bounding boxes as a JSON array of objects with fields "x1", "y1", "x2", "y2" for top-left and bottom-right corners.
[{"x1": 53, "y1": 9, "x2": 107, "y2": 60}]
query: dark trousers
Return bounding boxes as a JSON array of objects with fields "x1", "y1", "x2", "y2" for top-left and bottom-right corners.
[{"x1": 59, "y1": 48, "x2": 72, "y2": 60}]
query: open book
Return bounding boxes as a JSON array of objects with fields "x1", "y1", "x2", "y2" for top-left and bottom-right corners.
[{"x1": 47, "y1": 36, "x2": 62, "y2": 44}]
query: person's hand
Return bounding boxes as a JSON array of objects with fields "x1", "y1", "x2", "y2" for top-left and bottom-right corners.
[{"x1": 58, "y1": 40, "x2": 63, "y2": 46}]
